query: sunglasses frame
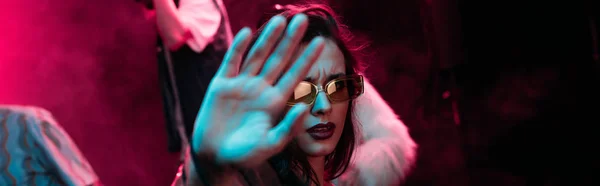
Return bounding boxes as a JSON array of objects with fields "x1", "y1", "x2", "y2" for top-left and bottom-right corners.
[{"x1": 286, "y1": 74, "x2": 364, "y2": 106}]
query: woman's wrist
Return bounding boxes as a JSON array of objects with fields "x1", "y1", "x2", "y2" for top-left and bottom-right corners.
[{"x1": 188, "y1": 137, "x2": 236, "y2": 181}]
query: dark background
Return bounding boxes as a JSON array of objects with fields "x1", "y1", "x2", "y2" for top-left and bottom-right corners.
[{"x1": 1, "y1": 0, "x2": 598, "y2": 185}]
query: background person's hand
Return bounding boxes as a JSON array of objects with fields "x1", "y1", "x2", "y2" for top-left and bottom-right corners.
[{"x1": 190, "y1": 14, "x2": 326, "y2": 168}]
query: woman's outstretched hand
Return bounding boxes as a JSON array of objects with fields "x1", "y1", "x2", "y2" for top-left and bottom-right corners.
[{"x1": 190, "y1": 14, "x2": 325, "y2": 168}]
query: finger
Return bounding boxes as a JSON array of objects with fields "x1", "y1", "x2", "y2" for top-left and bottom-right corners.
[
  {"x1": 276, "y1": 36, "x2": 325, "y2": 96},
  {"x1": 259, "y1": 14, "x2": 309, "y2": 84},
  {"x1": 240, "y1": 16, "x2": 287, "y2": 76},
  {"x1": 265, "y1": 103, "x2": 310, "y2": 152},
  {"x1": 215, "y1": 27, "x2": 253, "y2": 77}
]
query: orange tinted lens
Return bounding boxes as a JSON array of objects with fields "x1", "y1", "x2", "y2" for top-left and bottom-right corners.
[
  {"x1": 327, "y1": 79, "x2": 351, "y2": 102},
  {"x1": 327, "y1": 77, "x2": 363, "y2": 102},
  {"x1": 288, "y1": 82, "x2": 317, "y2": 105}
]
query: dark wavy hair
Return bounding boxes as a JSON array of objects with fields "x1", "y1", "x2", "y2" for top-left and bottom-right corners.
[{"x1": 247, "y1": 2, "x2": 366, "y2": 186}]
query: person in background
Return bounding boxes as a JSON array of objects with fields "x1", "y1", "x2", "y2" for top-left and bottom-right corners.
[
  {"x1": 138, "y1": 0, "x2": 234, "y2": 155},
  {"x1": 0, "y1": 105, "x2": 101, "y2": 186}
]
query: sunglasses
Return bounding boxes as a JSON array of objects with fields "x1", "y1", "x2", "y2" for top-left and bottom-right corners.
[{"x1": 287, "y1": 74, "x2": 364, "y2": 105}]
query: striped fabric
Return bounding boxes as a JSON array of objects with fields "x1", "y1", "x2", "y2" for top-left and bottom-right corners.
[{"x1": 0, "y1": 105, "x2": 99, "y2": 186}]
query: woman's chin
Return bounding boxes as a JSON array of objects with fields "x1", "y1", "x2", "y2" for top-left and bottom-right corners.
[
  {"x1": 296, "y1": 133, "x2": 337, "y2": 157},
  {"x1": 303, "y1": 143, "x2": 335, "y2": 157}
]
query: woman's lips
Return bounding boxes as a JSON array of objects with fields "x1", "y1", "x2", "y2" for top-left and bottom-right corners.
[{"x1": 306, "y1": 122, "x2": 336, "y2": 140}]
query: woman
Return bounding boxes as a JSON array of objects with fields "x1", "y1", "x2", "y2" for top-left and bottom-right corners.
[{"x1": 175, "y1": 3, "x2": 416, "y2": 186}]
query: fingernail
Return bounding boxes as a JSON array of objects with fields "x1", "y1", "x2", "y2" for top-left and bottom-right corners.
[
  {"x1": 271, "y1": 15, "x2": 286, "y2": 24},
  {"x1": 293, "y1": 13, "x2": 308, "y2": 21},
  {"x1": 239, "y1": 27, "x2": 251, "y2": 35},
  {"x1": 310, "y1": 37, "x2": 325, "y2": 48},
  {"x1": 313, "y1": 36, "x2": 325, "y2": 43}
]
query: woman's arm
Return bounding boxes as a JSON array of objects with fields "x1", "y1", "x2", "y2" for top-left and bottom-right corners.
[
  {"x1": 171, "y1": 147, "x2": 282, "y2": 186},
  {"x1": 178, "y1": 147, "x2": 240, "y2": 186}
]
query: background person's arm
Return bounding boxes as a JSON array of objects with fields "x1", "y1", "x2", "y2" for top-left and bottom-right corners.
[{"x1": 154, "y1": 0, "x2": 221, "y2": 52}]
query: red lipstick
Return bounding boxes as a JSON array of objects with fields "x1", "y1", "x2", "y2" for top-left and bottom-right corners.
[{"x1": 306, "y1": 122, "x2": 336, "y2": 140}]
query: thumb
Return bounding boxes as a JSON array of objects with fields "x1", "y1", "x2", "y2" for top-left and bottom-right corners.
[{"x1": 266, "y1": 103, "x2": 310, "y2": 153}]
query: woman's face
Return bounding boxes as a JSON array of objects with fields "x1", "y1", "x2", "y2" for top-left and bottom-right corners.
[{"x1": 290, "y1": 38, "x2": 349, "y2": 157}]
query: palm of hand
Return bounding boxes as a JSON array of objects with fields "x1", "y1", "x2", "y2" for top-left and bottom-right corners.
[
  {"x1": 191, "y1": 14, "x2": 325, "y2": 168},
  {"x1": 203, "y1": 76, "x2": 287, "y2": 164}
]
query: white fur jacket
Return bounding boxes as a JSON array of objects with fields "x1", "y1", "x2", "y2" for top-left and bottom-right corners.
[{"x1": 335, "y1": 77, "x2": 418, "y2": 185}]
